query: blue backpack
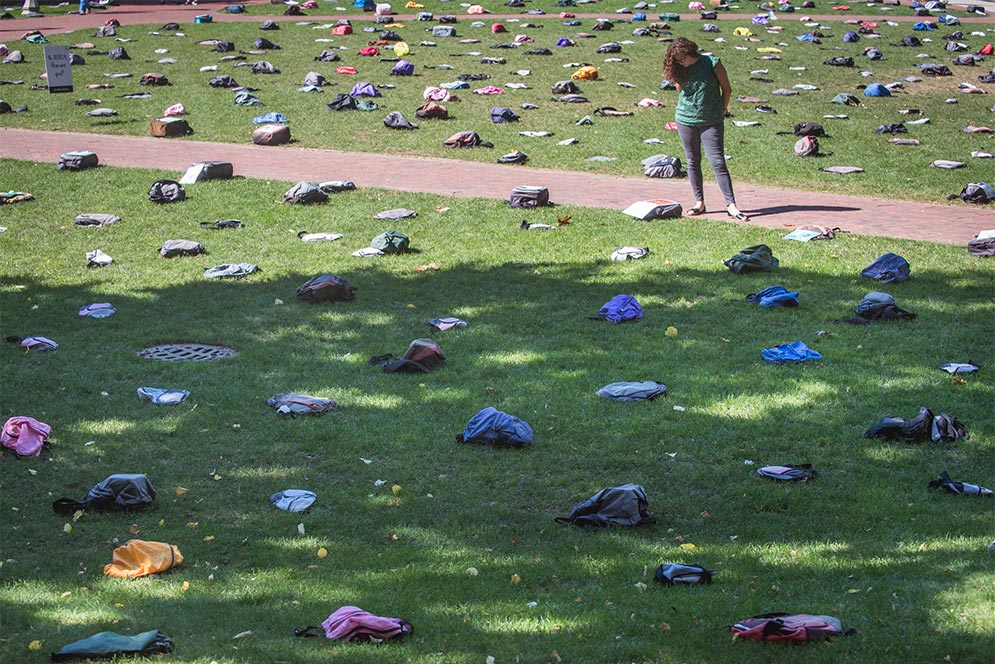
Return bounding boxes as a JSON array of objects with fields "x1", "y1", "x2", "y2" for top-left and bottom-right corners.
[
  {"x1": 861, "y1": 253, "x2": 910, "y2": 283},
  {"x1": 391, "y1": 60, "x2": 414, "y2": 76},
  {"x1": 746, "y1": 286, "x2": 799, "y2": 308},
  {"x1": 490, "y1": 106, "x2": 520, "y2": 123},
  {"x1": 596, "y1": 294, "x2": 643, "y2": 323},
  {"x1": 864, "y1": 82, "x2": 891, "y2": 97},
  {"x1": 457, "y1": 407, "x2": 533, "y2": 447}
]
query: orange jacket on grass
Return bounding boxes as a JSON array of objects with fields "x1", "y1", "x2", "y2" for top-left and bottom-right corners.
[{"x1": 103, "y1": 540, "x2": 182, "y2": 579}]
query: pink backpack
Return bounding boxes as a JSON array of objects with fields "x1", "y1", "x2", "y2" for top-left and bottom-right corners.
[
  {"x1": 296, "y1": 606, "x2": 412, "y2": 642},
  {"x1": 730, "y1": 613, "x2": 849, "y2": 642},
  {"x1": 2, "y1": 416, "x2": 52, "y2": 457}
]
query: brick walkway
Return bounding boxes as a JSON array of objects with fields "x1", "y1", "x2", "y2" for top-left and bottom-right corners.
[{"x1": 2, "y1": 2, "x2": 993, "y2": 245}]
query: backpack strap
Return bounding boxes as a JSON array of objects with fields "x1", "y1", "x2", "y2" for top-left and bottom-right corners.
[{"x1": 293, "y1": 626, "x2": 325, "y2": 638}]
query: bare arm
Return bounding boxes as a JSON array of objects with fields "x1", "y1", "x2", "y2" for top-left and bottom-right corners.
[{"x1": 714, "y1": 61, "x2": 732, "y2": 115}]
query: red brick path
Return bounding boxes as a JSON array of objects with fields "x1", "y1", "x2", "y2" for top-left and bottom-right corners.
[{"x1": 2, "y1": 2, "x2": 993, "y2": 245}]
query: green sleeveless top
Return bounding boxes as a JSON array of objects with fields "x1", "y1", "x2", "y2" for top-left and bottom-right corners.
[{"x1": 675, "y1": 54, "x2": 724, "y2": 126}]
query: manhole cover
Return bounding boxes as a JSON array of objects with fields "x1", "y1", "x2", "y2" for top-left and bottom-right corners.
[{"x1": 137, "y1": 343, "x2": 239, "y2": 362}]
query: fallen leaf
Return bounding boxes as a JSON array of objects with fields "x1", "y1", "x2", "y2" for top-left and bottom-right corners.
[
  {"x1": 233, "y1": 631, "x2": 253, "y2": 640},
  {"x1": 665, "y1": 326, "x2": 678, "y2": 337},
  {"x1": 186, "y1": 522, "x2": 198, "y2": 529},
  {"x1": 129, "y1": 524, "x2": 140, "y2": 535},
  {"x1": 27, "y1": 468, "x2": 37, "y2": 476},
  {"x1": 552, "y1": 650, "x2": 562, "y2": 662},
  {"x1": 212, "y1": 474, "x2": 221, "y2": 481},
  {"x1": 316, "y1": 547, "x2": 328, "y2": 558},
  {"x1": 386, "y1": 533, "x2": 400, "y2": 541},
  {"x1": 203, "y1": 535, "x2": 215, "y2": 542},
  {"x1": 63, "y1": 523, "x2": 72, "y2": 534},
  {"x1": 680, "y1": 543, "x2": 696, "y2": 551},
  {"x1": 175, "y1": 486, "x2": 187, "y2": 495},
  {"x1": 952, "y1": 378, "x2": 967, "y2": 385},
  {"x1": 391, "y1": 484, "x2": 402, "y2": 496},
  {"x1": 511, "y1": 573, "x2": 521, "y2": 585},
  {"x1": 29, "y1": 640, "x2": 42, "y2": 651},
  {"x1": 557, "y1": 215, "x2": 571, "y2": 226},
  {"x1": 181, "y1": 581, "x2": 190, "y2": 591},
  {"x1": 60, "y1": 591, "x2": 71, "y2": 598},
  {"x1": 634, "y1": 582, "x2": 648, "y2": 591},
  {"x1": 360, "y1": 458, "x2": 372, "y2": 465},
  {"x1": 158, "y1": 519, "x2": 165, "y2": 527},
  {"x1": 72, "y1": 510, "x2": 84, "y2": 522},
  {"x1": 659, "y1": 622, "x2": 671, "y2": 630},
  {"x1": 297, "y1": 523, "x2": 305, "y2": 536},
  {"x1": 466, "y1": 567, "x2": 479, "y2": 577},
  {"x1": 434, "y1": 205, "x2": 451, "y2": 212}
]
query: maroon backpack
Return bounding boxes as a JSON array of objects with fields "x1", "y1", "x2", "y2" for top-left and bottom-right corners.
[{"x1": 730, "y1": 613, "x2": 850, "y2": 642}]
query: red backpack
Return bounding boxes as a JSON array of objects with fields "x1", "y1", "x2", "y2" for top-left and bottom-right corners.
[{"x1": 730, "y1": 613, "x2": 850, "y2": 642}]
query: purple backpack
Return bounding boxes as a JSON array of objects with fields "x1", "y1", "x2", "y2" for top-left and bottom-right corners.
[
  {"x1": 349, "y1": 81, "x2": 381, "y2": 98},
  {"x1": 390, "y1": 60, "x2": 414, "y2": 76},
  {"x1": 296, "y1": 606, "x2": 412, "y2": 642}
]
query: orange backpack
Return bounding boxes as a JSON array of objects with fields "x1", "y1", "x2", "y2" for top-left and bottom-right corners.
[{"x1": 103, "y1": 540, "x2": 183, "y2": 578}]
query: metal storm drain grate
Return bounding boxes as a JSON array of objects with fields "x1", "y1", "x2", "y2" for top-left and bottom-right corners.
[{"x1": 137, "y1": 343, "x2": 239, "y2": 362}]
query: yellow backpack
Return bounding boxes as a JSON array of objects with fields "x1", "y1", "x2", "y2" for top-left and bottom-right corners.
[
  {"x1": 571, "y1": 66, "x2": 599, "y2": 81},
  {"x1": 103, "y1": 540, "x2": 183, "y2": 578}
]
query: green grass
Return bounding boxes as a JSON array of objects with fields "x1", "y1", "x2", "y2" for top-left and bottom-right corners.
[
  {"x1": 0, "y1": 158, "x2": 992, "y2": 662},
  {"x1": 0, "y1": 10, "x2": 993, "y2": 203}
]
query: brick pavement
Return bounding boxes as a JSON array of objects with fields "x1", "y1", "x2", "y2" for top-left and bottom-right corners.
[{"x1": 1, "y1": 2, "x2": 993, "y2": 245}]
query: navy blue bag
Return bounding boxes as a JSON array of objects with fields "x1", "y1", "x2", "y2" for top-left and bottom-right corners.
[
  {"x1": 490, "y1": 106, "x2": 520, "y2": 123},
  {"x1": 761, "y1": 341, "x2": 822, "y2": 364},
  {"x1": 860, "y1": 253, "x2": 910, "y2": 283},
  {"x1": 457, "y1": 407, "x2": 533, "y2": 447},
  {"x1": 595, "y1": 294, "x2": 643, "y2": 323}
]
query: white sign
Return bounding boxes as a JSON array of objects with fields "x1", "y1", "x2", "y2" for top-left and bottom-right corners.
[{"x1": 44, "y1": 45, "x2": 73, "y2": 93}]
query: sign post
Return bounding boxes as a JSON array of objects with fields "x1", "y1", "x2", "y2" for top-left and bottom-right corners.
[{"x1": 43, "y1": 45, "x2": 74, "y2": 93}]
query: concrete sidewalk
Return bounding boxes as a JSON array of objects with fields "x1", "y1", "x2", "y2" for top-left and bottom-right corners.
[{"x1": 3, "y1": 127, "x2": 991, "y2": 245}]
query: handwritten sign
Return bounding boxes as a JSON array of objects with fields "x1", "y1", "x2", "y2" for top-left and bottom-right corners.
[{"x1": 43, "y1": 45, "x2": 73, "y2": 93}]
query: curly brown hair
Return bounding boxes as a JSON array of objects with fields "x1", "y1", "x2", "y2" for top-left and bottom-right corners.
[{"x1": 663, "y1": 37, "x2": 701, "y2": 87}]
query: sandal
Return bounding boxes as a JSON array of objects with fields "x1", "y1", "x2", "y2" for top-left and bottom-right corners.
[
  {"x1": 728, "y1": 211, "x2": 751, "y2": 222},
  {"x1": 685, "y1": 205, "x2": 706, "y2": 217}
]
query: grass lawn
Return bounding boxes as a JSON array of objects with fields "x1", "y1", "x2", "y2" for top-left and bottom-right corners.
[
  {"x1": 0, "y1": 7, "x2": 993, "y2": 203},
  {"x1": 0, "y1": 158, "x2": 992, "y2": 662}
]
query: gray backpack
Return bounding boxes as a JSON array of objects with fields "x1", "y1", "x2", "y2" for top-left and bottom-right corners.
[
  {"x1": 556, "y1": 484, "x2": 655, "y2": 529},
  {"x1": 159, "y1": 239, "x2": 205, "y2": 258},
  {"x1": 148, "y1": 180, "x2": 186, "y2": 203},
  {"x1": 283, "y1": 182, "x2": 328, "y2": 205}
]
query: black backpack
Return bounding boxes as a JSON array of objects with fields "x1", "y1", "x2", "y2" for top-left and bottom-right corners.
[
  {"x1": 53, "y1": 474, "x2": 157, "y2": 516},
  {"x1": 57, "y1": 151, "x2": 99, "y2": 171},
  {"x1": 864, "y1": 407, "x2": 933, "y2": 442},
  {"x1": 296, "y1": 274, "x2": 356, "y2": 303},
  {"x1": 327, "y1": 93, "x2": 358, "y2": 111},
  {"x1": 555, "y1": 484, "x2": 655, "y2": 529},
  {"x1": 490, "y1": 106, "x2": 519, "y2": 123},
  {"x1": 793, "y1": 122, "x2": 824, "y2": 137},
  {"x1": 950, "y1": 182, "x2": 995, "y2": 204},
  {"x1": 654, "y1": 563, "x2": 715, "y2": 585},
  {"x1": 148, "y1": 180, "x2": 186, "y2": 203},
  {"x1": 927, "y1": 470, "x2": 992, "y2": 497}
]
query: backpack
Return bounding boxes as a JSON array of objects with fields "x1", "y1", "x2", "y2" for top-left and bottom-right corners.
[
  {"x1": 931, "y1": 413, "x2": 968, "y2": 442},
  {"x1": 864, "y1": 406, "x2": 933, "y2": 442},
  {"x1": 103, "y1": 540, "x2": 183, "y2": 578},
  {"x1": 108, "y1": 46, "x2": 129, "y2": 60},
  {"x1": 213, "y1": 40, "x2": 234, "y2": 52},
  {"x1": 210, "y1": 74, "x2": 239, "y2": 88},
  {"x1": 951, "y1": 182, "x2": 995, "y2": 204},
  {"x1": 53, "y1": 474, "x2": 157, "y2": 516},
  {"x1": 852, "y1": 291, "x2": 916, "y2": 322},
  {"x1": 622, "y1": 199, "x2": 683, "y2": 220},
  {"x1": 315, "y1": 49, "x2": 341, "y2": 62},
  {"x1": 443, "y1": 131, "x2": 493, "y2": 148},
  {"x1": 371, "y1": 230, "x2": 410, "y2": 254},
  {"x1": 57, "y1": 150, "x2": 98, "y2": 171},
  {"x1": 794, "y1": 135, "x2": 819, "y2": 157},
  {"x1": 730, "y1": 613, "x2": 849, "y2": 642},
  {"x1": 457, "y1": 406, "x2": 533, "y2": 447},
  {"x1": 140, "y1": 72, "x2": 170, "y2": 86},
  {"x1": 824, "y1": 56, "x2": 854, "y2": 67},
  {"x1": 51, "y1": 630, "x2": 174, "y2": 662},
  {"x1": 592, "y1": 18, "x2": 613, "y2": 31},
  {"x1": 595, "y1": 292, "x2": 643, "y2": 323},
  {"x1": 724, "y1": 245, "x2": 778, "y2": 274},
  {"x1": 551, "y1": 80, "x2": 580, "y2": 95},
  {"x1": 266, "y1": 392, "x2": 338, "y2": 417},
  {"x1": 383, "y1": 111, "x2": 418, "y2": 130},
  {"x1": 595, "y1": 381, "x2": 667, "y2": 401},
  {"x1": 390, "y1": 59, "x2": 414, "y2": 76},
  {"x1": 745, "y1": 286, "x2": 799, "y2": 307},
  {"x1": 793, "y1": 122, "x2": 824, "y2": 137},
  {"x1": 252, "y1": 123, "x2": 291, "y2": 145},
  {"x1": 757, "y1": 464, "x2": 817, "y2": 481},
  {"x1": 294, "y1": 606, "x2": 413, "y2": 642},
  {"x1": 509, "y1": 185, "x2": 550, "y2": 208},
  {"x1": 148, "y1": 180, "x2": 186, "y2": 204},
  {"x1": 498, "y1": 150, "x2": 528, "y2": 164},
  {"x1": 182, "y1": 161, "x2": 233, "y2": 182},
  {"x1": 251, "y1": 60, "x2": 280, "y2": 74},
  {"x1": 296, "y1": 274, "x2": 356, "y2": 303},
  {"x1": 597, "y1": 42, "x2": 622, "y2": 54},
  {"x1": 149, "y1": 118, "x2": 193, "y2": 138},
  {"x1": 415, "y1": 101, "x2": 449, "y2": 119},
  {"x1": 283, "y1": 182, "x2": 328, "y2": 205},
  {"x1": 159, "y1": 239, "x2": 204, "y2": 258},
  {"x1": 555, "y1": 484, "x2": 655, "y2": 529},
  {"x1": 490, "y1": 106, "x2": 519, "y2": 123},
  {"x1": 1, "y1": 416, "x2": 51, "y2": 457},
  {"x1": 967, "y1": 232, "x2": 995, "y2": 257},
  {"x1": 860, "y1": 252, "x2": 910, "y2": 283},
  {"x1": 383, "y1": 338, "x2": 446, "y2": 373},
  {"x1": 270, "y1": 489, "x2": 318, "y2": 511},
  {"x1": 927, "y1": 470, "x2": 992, "y2": 497},
  {"x1": 327, "y1": 93, "x2": 358, "y2": 111},
  {"x1": 254, "y1": 37, "x2": 280, "y2": 50},
  {"x1": 642, "y1": 155, "x2": 682, "y2": 178},
  {"x1": 572, "y1": 66, "x2": 599, "y2": 80},
  {"x1": 432, "y1": 25, "x2": 457, "y2": 38},
  {"x1": 332, "y1": 23, "x2": 352, "y2": 36},
  {"x1": 654, "y1": 563, "x2": 715, "y2": 585},
  {"x1": 350, "y1": 81, "x2": 381, "y2": 98},
  {"x1": 74, "y1": 212, "x2": 120, "y2": 227}
]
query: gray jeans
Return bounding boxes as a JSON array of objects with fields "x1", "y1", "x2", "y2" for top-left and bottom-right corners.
[{"x1": 676, "y1": 122, "x2": 736, "y2": 206}]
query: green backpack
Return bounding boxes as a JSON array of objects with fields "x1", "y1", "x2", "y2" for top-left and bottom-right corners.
[
  {"x1": 724, "y1": 244, "x2": 779, "y2": 274},
  {"x1": 371, "y1": 230, "x2": 410, "y2": 254}
]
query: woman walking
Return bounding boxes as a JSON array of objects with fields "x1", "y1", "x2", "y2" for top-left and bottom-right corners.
[{"x1": 663, "y1": 37, "x2": 750, "y2": 221}]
